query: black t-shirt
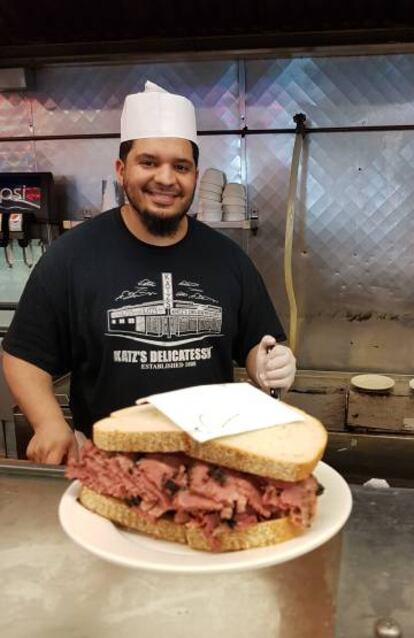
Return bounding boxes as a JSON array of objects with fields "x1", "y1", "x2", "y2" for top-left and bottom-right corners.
[{"x1": 3, "y1": 208, "x2": 285, "y2": 435}]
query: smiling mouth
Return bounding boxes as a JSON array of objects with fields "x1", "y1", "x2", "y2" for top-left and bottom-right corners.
[{"x1": 147, "y1": 191, "x2": 178, "y2": 206}]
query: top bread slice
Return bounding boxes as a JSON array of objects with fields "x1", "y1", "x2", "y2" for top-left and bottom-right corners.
[{"x1": 93, "y1": 401, "x2": 327, "y2": 482}]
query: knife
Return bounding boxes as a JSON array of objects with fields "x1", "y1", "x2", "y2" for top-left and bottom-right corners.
[
  {"x1": 267, "y1": 344, "x2": 282, "y2": 400},
  {"x1": 270, "y1": 387, "x2": 281, "y2": 400}
]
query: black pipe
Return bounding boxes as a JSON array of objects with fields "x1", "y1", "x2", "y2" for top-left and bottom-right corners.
[
  {"x1": 0, "y1": 303, "x2": 17, "y2": 311},
  {"x1": 2, "y1": 123, "x2": 414, "y2": 144}
]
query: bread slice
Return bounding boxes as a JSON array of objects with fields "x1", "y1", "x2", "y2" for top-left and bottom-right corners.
[
  {"x1": 97, "y1": 404, "x2": 189, "y2": 453},
  {"x1": 94, "y1": 402, "x2": 327, "y2": 482},
  {"x1": 79, "y1": 486, "x2": 302, "y2": 552}
]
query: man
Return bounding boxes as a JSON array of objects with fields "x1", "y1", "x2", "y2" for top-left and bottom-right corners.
[{"x1": 2, "y1": 81, "x2": 296, "y2": 465}]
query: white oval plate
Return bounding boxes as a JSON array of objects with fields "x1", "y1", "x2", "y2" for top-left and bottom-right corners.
[
  {"x1": 351, "y1": 374, "x2": 395, "y2": 392},
  {"x1": 59, "y1": 462, "x2": 352, "y2": 574}
]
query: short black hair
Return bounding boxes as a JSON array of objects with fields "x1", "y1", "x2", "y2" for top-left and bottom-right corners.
[{"x1": 119, "y1": 139, "x2": 199, "y2": 167}]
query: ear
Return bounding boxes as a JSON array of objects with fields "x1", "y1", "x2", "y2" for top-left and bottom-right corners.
[{"x1": 115, "y1": 159, "x2": 125, "y2": 187}]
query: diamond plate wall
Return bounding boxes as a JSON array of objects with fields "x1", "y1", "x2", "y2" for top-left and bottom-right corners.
[
  {"x1": 0, "y1": 141, "x2": 36, "y2": 171},
  {"x1": 195, "y1": 135, "x2": 242, "y2": 201},
  {"x1": 247, "y1": 132, "x2": 414, "y2": 371},
  {"x1": 2, "y1": 54, "x2": 414, "y2": 372},
  {"x1": 0, "y1": 94, "x2": 32, "y2": 137},
  {"x1": 34, "y1": 139, "x2": 119, "y2": 217},
  {"x1": 32, "y1": 135, "x2": 241, "y2": 219},
  {"x1": 32, "y1": 61, "x2": 239, "y2": 136},
  {"x1": 246, "y1": 55, "x2": 414, "y2": 128},
  {"x1": 0, "y1": 244, "x2": 43, "y2": 303},
  {"x1": 245, "y1": 134, "x2": 293, "y2": 317}
]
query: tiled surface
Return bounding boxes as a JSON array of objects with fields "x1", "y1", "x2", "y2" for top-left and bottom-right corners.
[
  {"x1": 31, "y1": 62, "x2": 240, "y2": 135},
  {"x1": 246, "y1": 55, "x2": 414, "y2": 128},
  {"x1": 0, "y1": 141, "x2": 36, "y2": 171},
  {"x1": 2, "y1": 54, "x2": 414, "y2": 370},
  {"x1": 0, "y1": 94, "x2": 32, "y2": 137},
  {"x1": 247, "y1": 132, "x2": 414, "y2": 315}
]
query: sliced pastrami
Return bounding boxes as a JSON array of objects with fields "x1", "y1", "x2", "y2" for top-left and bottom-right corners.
[{"x1": 66, "y1": 443, "x2": 320, "y2": 543}]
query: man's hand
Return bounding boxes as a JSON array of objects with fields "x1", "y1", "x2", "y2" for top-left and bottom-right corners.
[
  {"x1": 26, "y1": 422, "x2": 79, "y2": 465},
  {"x1": 2, "y1": 353, "x2": 81, "y2": 465},
  {"x1": 255, "y1": 335, "x2": 296, "y2": 393}
]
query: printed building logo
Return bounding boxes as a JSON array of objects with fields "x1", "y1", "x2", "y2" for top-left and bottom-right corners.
[{"x1": 107, "y1": 273, "x2": 222, "y2": 346}]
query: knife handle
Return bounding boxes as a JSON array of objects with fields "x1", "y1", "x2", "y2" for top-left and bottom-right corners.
[
  {"x1": 267, "y1": 344, "x2": 281, "y2": 399},
  {"x1": 270, "y1": 387, "x2": 282, "y2": 400}
]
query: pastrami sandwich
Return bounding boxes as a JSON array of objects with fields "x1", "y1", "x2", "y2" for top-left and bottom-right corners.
[{"x1": 66, "y1": 402, "x2": 327, "y2": 552}]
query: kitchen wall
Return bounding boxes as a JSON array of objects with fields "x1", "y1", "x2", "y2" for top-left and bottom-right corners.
[{"x1": 1, "y1": 55, "x2": 413, "y2": 374}]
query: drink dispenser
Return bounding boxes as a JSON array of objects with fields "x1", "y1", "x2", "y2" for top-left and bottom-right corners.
[
  {"x1": 0, "y1": 172, "x2": 55, "y2": 265},
  {"x1": 7, "y1": 212, "x2": 35, "y2": 267},
  {"x1": 0, "y1": 212, "x2": 12, "y2": 267}
]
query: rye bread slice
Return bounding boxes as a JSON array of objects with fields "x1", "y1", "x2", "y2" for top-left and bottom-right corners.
[
  {"x1": 93, "y1": 403, "x2": 327, "y2": 482},
  {"x1": 79, "y1": 486, "x2": 302, "y2": 552}
]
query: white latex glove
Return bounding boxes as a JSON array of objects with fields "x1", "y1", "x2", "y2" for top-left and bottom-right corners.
[{"x1": 255, "y1": 335, "x2": 296, "y2": 393}]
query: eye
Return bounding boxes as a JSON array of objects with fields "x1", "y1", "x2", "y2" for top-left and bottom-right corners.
[
  {"x1": 139, "y1": 159, "x2": 156, "y2": 168},
  {"x1": 175, "y1": 164, "x2": 190, "y2": 173}
]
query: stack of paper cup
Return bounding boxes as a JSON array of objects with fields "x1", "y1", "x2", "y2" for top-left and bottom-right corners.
[
  {"x1": 197, "y1": 168, "x2": 226, "y2": 222},
  {"x1": 222, "y1": 183, "x2": 247, "y2": 221}
]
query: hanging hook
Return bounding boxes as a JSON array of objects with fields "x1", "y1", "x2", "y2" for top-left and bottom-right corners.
[{"x1": 293, "y1": 113, "x2": 307, "y2": 138}]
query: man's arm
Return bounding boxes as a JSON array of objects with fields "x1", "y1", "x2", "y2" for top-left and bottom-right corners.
[
  {"x1": 2, "y1": 352, "x2": 78, "y2": 465},
  {"x1": 246, "y1": 335, "x2": 296, "y2": 394}
]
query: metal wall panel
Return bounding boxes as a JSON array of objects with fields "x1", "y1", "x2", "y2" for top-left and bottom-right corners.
[
  {"x1": 1, "y1": 55, "x2": 414, "y2": 372},
  {"x1": 0, "y1": 245, "x2": 42, "y2": 303},
  {"x1": 0, "y1": 141, "x2": 36, "y2": 171},
  {"x1": 247, "y1": 133, "x2": 414, "y2": 371},
  {"x1": 246, "y1": 55, "x2": 414, "y2": 128},
  {"x1": 195, "y1": 134, "x2": 242, "y2": 199},
  {"x1": 32, "y1": 61, "x2": 239, "y2": 136},
  {"x1": 33, "y1": 135, "x2": 241, "y2": 220},
  {"x1": 34, "y1": 139, "x2": 119, "y2": 217},
  {"x1": 0, "y1": 94, "x2": 32, "y2": 137},
  {"x1": 246, "y1": 134, "x2": 294, "y2": 330}
]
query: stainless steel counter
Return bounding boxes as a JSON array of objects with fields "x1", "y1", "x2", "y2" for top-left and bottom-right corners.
[
  {"x1": 336, "y1": 484, "x2": 414, "y2": 637},
  {"x1": 1, "y1": 470, "x2": 344, "y2": 638},
  {"x1": 0, "y1": 469, "x2": 413, "y2": 638}
]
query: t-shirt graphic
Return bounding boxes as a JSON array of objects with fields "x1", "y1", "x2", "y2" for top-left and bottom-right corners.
[{"x1": 107, "y1": 272, "x2": 223, "y2": 347}]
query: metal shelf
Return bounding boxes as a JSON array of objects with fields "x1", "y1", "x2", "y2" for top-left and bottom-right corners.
[
  {"x1": 204, "y1": 218, "x2": 258, "y2": 231},
  {"x1": 63, "y1": 217, "x2": 260, "y2": 232}
]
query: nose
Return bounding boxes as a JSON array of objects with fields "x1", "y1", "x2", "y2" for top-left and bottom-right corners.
[{"x1": 154, "y1": 163, "x2": 176, "y2": 186}]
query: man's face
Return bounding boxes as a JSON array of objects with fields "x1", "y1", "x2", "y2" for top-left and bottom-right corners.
[{"x1": 116, "y1": 138, "x2": 198, "y2": 236}]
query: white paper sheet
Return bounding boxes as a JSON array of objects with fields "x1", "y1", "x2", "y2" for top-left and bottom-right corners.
[{"x1": 137, "y1": 383, "x2": 304, "y2": 442}]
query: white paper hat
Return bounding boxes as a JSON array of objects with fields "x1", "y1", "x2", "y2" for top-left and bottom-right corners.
[{"x1": 120, "y1": 81, "x2": 198, "y2": 146}]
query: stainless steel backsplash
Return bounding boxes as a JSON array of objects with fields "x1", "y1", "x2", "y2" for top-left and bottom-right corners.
[{"x1": 1, "y1": 56, "x2": 413, "y2": 373}]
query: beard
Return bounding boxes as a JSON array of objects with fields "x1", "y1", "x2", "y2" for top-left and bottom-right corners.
[
  {"x1": 134, "y1": 207, "x2": 187, "y2": 237},
  {"x1": 123, "y1": 181, "x2": 195, "y2": 238}
]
